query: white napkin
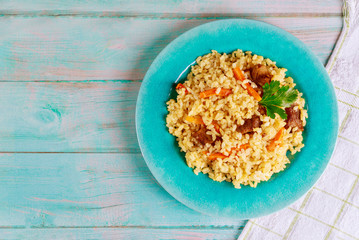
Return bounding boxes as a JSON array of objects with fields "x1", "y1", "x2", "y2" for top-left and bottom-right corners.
[{"x1": 238, "y1": 0, "x2": 359, "y2": 239}]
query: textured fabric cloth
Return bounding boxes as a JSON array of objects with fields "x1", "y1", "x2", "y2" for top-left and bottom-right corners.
[{"x1": 238, "y1": 0, "x2": 359, "y2": 239}]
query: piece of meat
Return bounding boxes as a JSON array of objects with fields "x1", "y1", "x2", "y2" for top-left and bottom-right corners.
[
  {"x1": 258, "y1": 105, "x2": 267, "y2": 115},
  {"x1": 193, "y1": 126, "x2": 215, "y2": 145},
  {"x1": 285, "y1": 105, "x2": 304, "y2": 131},
  {"x1": 237, "y1": 115, "x2": 262, "y2": 134},
  {"x1": 251, "y1": 64, "x2": 272, "y2": 87}
]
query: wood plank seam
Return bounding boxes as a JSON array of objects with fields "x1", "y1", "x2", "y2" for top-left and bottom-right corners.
[
  {"x1": 0, "y1": 11, "x2": 342, "y2": 19},
  {"x1": 28, "y1": 226, "x2": 245, "y2": 229}
]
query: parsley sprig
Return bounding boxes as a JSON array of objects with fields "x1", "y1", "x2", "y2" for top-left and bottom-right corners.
[{"x1": 259, "y1": 81, "x2": 298, "y2": 119}]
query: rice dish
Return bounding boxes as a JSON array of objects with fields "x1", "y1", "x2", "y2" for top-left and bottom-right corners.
[{"x1": 166, "y1": 50, "x2": 307, "y2": 188}]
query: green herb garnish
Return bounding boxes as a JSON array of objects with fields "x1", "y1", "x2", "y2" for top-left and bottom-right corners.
[{"x1": 259, "y1": 81, "x2": 298, "y2": 119}]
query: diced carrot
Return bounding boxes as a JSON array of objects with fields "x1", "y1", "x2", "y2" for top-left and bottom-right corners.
[
  {"x1": 217, "y1": 88, "x2": 232, "y2": 97},
  {"x1": 199, "y1": 89, "x2": 216, "y2": 98},
  {"x1": 176, "y1": 83, "x2": 188, "y2": 94},
  {"x1": 212, "y1": 120, "x2": 221, "y2": 133},
  {"x1": 239, "y1": 143, "x2": 250, "y2": 150},
  {"x1": 233, "y1": 67, "x2": 262, "y2": 101},
  {"x1": 208, "y1": 152, "x2": 227, "y2": 160},
  {"x1": 231, "y1": 144, "x2": 250, "y2": 152},
  {"x1": 273, "y1": 128, "x2": 284, "y2": 142},
  {"x1": 199, "y1": 88, "x2": 232, "y2": 99},
  {"x1": 208, "y1": 144, "x2": 250, "y2": 161},
  {"x1": 185, "y1": 116, "x2": 204, "y2": 125},
  {"x1": 244, "y1": 83, "x2": 262, "y2": 101},
  {"x1": 203, "y1": 151, "x2": 209, "y2": 155},
  {"x1": 267, "y1": 128, "x2": 284, "y2": 151},
  {"x1": 233, "y1": 67, "x2": 246, "y2": 81}
]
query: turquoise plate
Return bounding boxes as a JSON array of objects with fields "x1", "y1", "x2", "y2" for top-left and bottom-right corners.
[{"x1": 136, "y1": 19, "x2": 338, "y2": 219}]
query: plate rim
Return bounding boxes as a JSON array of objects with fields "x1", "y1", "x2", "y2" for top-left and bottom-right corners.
[{"x1": 136, "y1": 18, "x2": 339, "y2": 219}]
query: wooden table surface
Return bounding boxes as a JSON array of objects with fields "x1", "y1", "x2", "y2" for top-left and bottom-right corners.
[{"x1": 0, "y1": 1, "x2": 343, "y2": 239}]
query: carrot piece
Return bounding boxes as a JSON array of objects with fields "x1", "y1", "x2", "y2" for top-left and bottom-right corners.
[
  {"x1": 199, "y1": 88, "x2": 232, "y2": 99},
  {"x1": 233, "y1": 67, "x2": 262, "y2": 101},
  {"x1": 230, "y1": 144, "x2": 250, "y2": 153},
  {"x1": 267, "y1": 128, "x2": 284, "y2": 151},
  {"x1": 176, "y1": 83, "x2": 188, "y2": 94},
  {"x1": 212, "y1": 120, "x2": 221, "y2": 133},
  {"x1": 200, "y1": 88, "x2": 216, "y2": 98},
  {"x1": 208, "y1": 152, "x2": 227, "y2": 160},
  {"x1": 272, "y1": 128, "x2": 284, "y2": 142},
  {"x1": 208, "y1": 144, "x2": 250, "y2": 161},
  {"x1": 203, "y1": 151, "x2": 209, "y2": 155},
  {"x1": 239, "y1": 143, "x2": 250, "y2": 150},
  {"x1": 217, "y1": 88, "x2": 232, "y2": 97},
  {"x1": 185, "y1": 116, "x2": 204, "y2": 125},
  {"x1": 244, "y1": 83, "x2": 262, "y2": 101},
  {"x1": 233, "y1": 67, "x2": 246, "y2": 81}
]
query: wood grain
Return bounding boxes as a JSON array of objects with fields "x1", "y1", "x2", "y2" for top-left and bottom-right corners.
[
  {"x1": 0, "y1": 153, "x2": 246, "y2": 228},
  {"x1": 0, "y1": 81, "x2": 139, "y2": 152},
  {"x1": 0, "y1": 17, "x2": 341, "y2": 81},
  {"x1": 0, "y1": 228, "x2": 241, "y2": 240},
  {"x1": 0, "y1": 0, "x2": 342, "y2": 14}
]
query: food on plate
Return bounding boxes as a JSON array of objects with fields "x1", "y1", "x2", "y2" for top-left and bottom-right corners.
[{"x1": 166, "y1": 50, "x2": 307, "y2": 188}]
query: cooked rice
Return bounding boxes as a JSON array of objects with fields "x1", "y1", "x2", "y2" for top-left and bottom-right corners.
[{"x1": 166, "y1": 50, "x2": 308, "y2": 188}]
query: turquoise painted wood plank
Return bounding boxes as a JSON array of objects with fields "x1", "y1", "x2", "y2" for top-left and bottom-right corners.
[
  {"x1": 0, "y1": 153, "x2": 246, "y2": 228},
  {"x1": 0, "y1": 0, "x2": 342, "y2": 14},
  {"x1": 0, "y1": 228, "x2": 242, "y2": 240},
  {"x1": 0, "y1": 81, "x2": 139, "y2": 152},
  {"x1": 0, "y1": 17, "x2": 341, "y2": 81}
]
